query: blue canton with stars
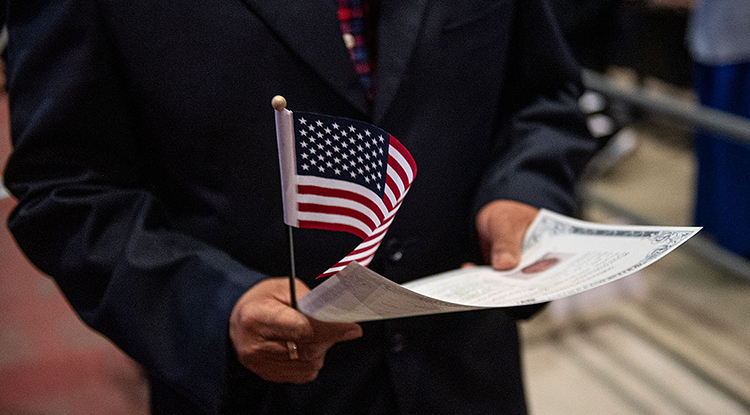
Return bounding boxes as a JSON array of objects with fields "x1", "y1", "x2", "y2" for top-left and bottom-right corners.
[{"x1": 294, "y1": 111, "x2": 390, "y2": 198}]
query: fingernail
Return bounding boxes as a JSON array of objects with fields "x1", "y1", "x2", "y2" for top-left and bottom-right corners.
[
  {"x1": 494, "y1": 252, "x2": 518, "y2": 270},
  {"x1": 345, "y1": 327, "x2": 363, "y2": 340}
]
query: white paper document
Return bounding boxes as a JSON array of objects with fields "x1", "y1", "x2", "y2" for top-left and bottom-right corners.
[{"x1": 298, "y1": 209, "x2": 701, "y2": 322}]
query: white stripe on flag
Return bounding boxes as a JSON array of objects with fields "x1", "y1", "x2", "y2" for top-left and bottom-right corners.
[
  {"x1": 296, "y1": 175, "x2": 389, "y2": 217},
  {"x1": 297, "y1": 193, "x2": 382, "y2": 227},
  {"x1": 389, "y1": 145, "x2": 415, "y2": 183}
]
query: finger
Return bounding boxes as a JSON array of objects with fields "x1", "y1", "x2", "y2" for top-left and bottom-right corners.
[
  {"x1": 489, "y1": 231, "x2": 525, "y2": 271},
  {"x1": 475, "y1": 200, "x2": 539, "y2": 271},
  {"x1": 461, "y1": 262, "x2": 477, "y2": 269},
  {"x1": 271, "y1": 278, "x2": 311, "y2": 307},
  {"x1": 255, "y1": 307, "x2": 316, "y2": 342},
  {"x1": 309, "y1": 319, "x2": 363, "y2": 344},
  {"x1": 248, "y1": 357, "x2": 326, "y2": 384},
  {"x1": 253, "y1": 338, "x2": 335, "y2": 363}
]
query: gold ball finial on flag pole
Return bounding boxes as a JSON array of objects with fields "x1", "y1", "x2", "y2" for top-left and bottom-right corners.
[{"x1": 272, "y1": 95, "x2": 287, "y2": 111}]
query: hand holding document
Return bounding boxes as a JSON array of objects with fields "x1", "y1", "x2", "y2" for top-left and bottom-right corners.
[{"x1": 298, "y1": 210, "x2": 701, "y2": 322}]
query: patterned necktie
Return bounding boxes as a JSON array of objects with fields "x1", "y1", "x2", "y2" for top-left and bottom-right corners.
[{"x1": 336, "y1": 0, "x2": 376, "y2": 101}]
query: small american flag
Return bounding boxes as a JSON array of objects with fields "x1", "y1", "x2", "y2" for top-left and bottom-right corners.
[{"x1": 275, "y1": 108, "x2": 416, "y2": 278}]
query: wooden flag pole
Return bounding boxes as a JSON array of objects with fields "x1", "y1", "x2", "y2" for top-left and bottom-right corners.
[{"x1": 272, "y1": 95, "x2": 298, "y2": 310}]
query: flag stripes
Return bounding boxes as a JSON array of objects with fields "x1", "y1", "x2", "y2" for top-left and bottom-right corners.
[{"x1": 275, "y1": 108, "x2": 416, "y2": 278}]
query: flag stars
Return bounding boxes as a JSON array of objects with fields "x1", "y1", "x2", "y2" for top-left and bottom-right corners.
[{"x1": 294, "y1": 115, "x2": 392, "y2": 195}]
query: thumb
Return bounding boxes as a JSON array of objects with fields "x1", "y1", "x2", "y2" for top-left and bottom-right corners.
[
  {"x1": 489, "y1": 231, "x2": 524, "y2": 271},
  {"x1": 476, "y1": 200, "x2": 539, "y2": 271},
  {"x1": 310, "y1": 319, "x2": 363, "y2": 343}
]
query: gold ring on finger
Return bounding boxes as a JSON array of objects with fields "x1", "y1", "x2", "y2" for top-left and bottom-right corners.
[{"x1": 286, "y1": 341, "x2": 299, "y2": 360}]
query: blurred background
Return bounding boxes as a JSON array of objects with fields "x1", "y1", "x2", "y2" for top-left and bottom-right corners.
[{"x1": 2, "y1": 0, "x2": 750, "y2": 413}]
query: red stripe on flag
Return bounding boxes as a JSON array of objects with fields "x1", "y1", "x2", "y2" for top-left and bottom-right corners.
[
  {"x1": 388, "y1": 155, "x2": 411, "y2": 194},
  {"x1": 298, "y1": 221, "x2": 369, "y2": 240},
  {"x1": 298, "y1": 185, "x2": 385, "y2": 221},
  {"x1": 384, "y1": 175, "x2": 398, "y2": 208},
  {"x1": 298, "y1": 203, "x2": 378, "y2": 232},
  {"x1": 388, "y1": 135, "x2": 418, "y2": 177}
]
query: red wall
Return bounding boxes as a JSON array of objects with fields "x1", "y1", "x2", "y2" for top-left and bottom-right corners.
[{"x1": 1, "y1": 73, "x2": 149, "y2": 414}]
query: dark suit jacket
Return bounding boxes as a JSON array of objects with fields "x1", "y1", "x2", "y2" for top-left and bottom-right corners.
[{"x1": 3, "y1": 0, "x2": 596, "y2": 413}]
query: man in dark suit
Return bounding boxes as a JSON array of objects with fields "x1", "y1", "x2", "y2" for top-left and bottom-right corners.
[{"x1": 3, "y1": 0, "x2": 597, "y2": 413}]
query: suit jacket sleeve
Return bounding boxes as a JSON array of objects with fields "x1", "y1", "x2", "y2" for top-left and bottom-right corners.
[
  {"x1": 473, "y1": 0, "x2": 598, "y2": 217},
  {"x1": 3, "y1": 1, "x2": 263, "y2": 412}
]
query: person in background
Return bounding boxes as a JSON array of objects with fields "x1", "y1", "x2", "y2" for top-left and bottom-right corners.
[
  {"x1": 2, "y1": 0, "x2": 597, "y2": 414},
  {"x1": 687, "y1": 0, "x2": 750, "y2": 258}
]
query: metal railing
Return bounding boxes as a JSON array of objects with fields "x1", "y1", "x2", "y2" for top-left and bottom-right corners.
[{"x1": 582, "y1": 69, "x2": 750, "y2": 145}]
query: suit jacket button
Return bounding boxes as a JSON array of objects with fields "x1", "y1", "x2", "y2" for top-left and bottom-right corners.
[
  {"x1": 343, "y1": 33, "x2": 355, "y2": 50},
  {"x1": 390, "y1": 333, "x2": 404, "y2": 353},
  {"x1": 389, "y1": 250, "x2": 403, "y2": 262}
]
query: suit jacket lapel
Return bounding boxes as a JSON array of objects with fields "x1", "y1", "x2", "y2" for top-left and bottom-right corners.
[
  {"x1": 239, "y1": 0, "x2": 370, "y2": 115},
  {"x1": 373, "y1": 0, "x2": 430, "y2": 124}
]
